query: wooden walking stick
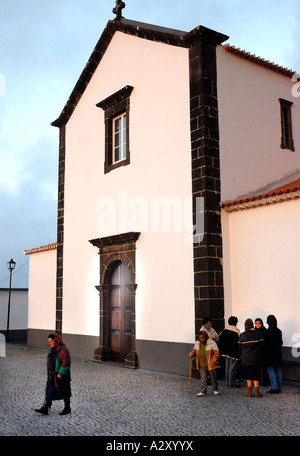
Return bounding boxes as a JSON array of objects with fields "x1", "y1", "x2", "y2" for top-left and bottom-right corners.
[{"x1": 188, "y1": 358, "x2": 192, "y2": 395}]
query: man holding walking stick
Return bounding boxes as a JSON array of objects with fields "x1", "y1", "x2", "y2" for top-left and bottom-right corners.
[{"x1": 188, "y1": 331, "x2": 220, "y2": 396}]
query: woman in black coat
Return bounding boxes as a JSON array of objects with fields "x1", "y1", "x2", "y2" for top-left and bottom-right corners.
[
  {"x1": 255, "y1": 318, "x2": 269, "y2": 386},
  {"x1": 263, "y1": 315, "x2": 283, "y2": 394},
  {"x1": 34, "y1": 333, "x2": 71, "y2": 415},
  {"x1": 238, "y1": 318, "x2": 263, "y2": 397}
]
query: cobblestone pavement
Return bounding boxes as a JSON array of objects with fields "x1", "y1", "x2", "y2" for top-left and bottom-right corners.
[{"x1": 0, "y1": 344, "x2": 299, "y2": 438}]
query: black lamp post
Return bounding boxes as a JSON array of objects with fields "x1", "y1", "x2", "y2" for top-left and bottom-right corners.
[{"x1": 6, "y1": 259, "x2": 16, "y2": 342}]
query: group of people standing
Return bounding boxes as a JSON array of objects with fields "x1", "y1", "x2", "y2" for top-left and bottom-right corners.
[
  {"x1": 189, "y1": 315, "x2": 283, "y2": 397},
  {"x1": 33, "y1": 316, "x2": 283, "y2": 412}
]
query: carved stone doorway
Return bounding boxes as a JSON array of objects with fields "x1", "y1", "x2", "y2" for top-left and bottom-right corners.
[{"x1": 89, "y1": 232, "x2": 140, "y2": 368}]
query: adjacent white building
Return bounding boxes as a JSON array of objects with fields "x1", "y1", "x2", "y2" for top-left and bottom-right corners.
[
  {"x1": 25, "y1": 15, "x2": 300, "y2": 381},
  {"x1": 24, "y1": 243, "x2": 57, "y2": 349},
  {"x1": 0, "y1": 287, "x2": 28, "y2": 341}
]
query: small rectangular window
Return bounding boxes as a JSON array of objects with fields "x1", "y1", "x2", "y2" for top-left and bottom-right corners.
[
  {"x1": 113, "y1": 113, "x2": 127, "y2": 163},
  {"x1": 279, "y1": 98, "x2": 295, "y2": 151},
  {"x1": 97, "y1": 85, "x2": 133, "y2": 174}
]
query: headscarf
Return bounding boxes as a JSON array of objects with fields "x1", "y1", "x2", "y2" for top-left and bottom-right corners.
[
  {"x1": 255, "y1": 317, "x2": 264, "y2": 326},
  {"x1": 255, "y1": 318, "x2": 267, "y2": 338},
  {"x1": 48, "y1": 333, "x2": 64, "y2": 346},
  {"x1": 47, "y1": 334, "x2": 64, "y2": 373}
]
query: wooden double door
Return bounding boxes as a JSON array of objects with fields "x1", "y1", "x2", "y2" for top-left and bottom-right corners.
[{"x1": 109, "y1": 261, "x2": 132, "y2": 363}]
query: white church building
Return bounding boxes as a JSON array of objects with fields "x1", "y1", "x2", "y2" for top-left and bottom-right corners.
[{"x1": 25, "y1": 10, "x2": 300, "y2": 382}]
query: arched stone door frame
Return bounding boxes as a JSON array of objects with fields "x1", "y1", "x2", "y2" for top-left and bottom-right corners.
[{"x1": 89, "y1": 232, "x2": 140, "y2": 369}]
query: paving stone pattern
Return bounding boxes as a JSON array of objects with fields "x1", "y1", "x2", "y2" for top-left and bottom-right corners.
[{"x1": 0, "y1": 345, "x2": 299, "y2": 437}]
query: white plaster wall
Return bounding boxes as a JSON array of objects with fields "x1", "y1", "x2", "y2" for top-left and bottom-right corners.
[
  {"x1": 63, "y1": 32, "x2": 195, "y2": 342},
  {"x1": 27, "y1": 250, "x2": 56, "y2": 330},
  {"x1": 222, "y1": 199, "x2": 300, "y2": 348},
  {"x1": 0, "y1": 289, "x2": 28, "y2": 330},
  {"x1": 217, "y1": 46, "x2": 300, "y2": 202}
]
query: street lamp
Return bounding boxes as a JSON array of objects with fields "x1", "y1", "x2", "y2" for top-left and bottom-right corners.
[{"x1": 6, "y1": 259, "x2": 16, "y2": 342}]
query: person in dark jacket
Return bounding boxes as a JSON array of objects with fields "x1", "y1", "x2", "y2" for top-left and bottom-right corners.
[
  {"x1": 34, "y1": 333, "x2": 72, "y2": 415},
  {"x1": 219, "y1": 316, "x2": 241, "y2": 388},
  {"x1": 264, "y1": 315, "x2": 283, "y2": 394},
  {"x1": 255, "y1": 318, "x2": 269, "y2": 386},
  {"x1": 238, "y1": 318, "x2": 263, "y2": 397}
]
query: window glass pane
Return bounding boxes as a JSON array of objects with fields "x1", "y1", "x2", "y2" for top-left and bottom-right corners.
[
  {"x1": 115, "y1": 117, "x2": 121, "y2": 133},
  {"x1": 279, "y1": 98, "x2": 294, "y2": 151},
  {"x1": 115, "y1": 131, "x2": 120, "y2": 147},
  {"x1": 113, "y1": 112, "x2": 127, "y2": 163},
  {"x1": 282, "y1": 106, "x2": 289, "y2": 145},
  {"x1": 115, "y1": 146, "x2": 121, "y2": 162},
  {"x1": 122, "y1": 114, "x2": 127, "y2": 159}
]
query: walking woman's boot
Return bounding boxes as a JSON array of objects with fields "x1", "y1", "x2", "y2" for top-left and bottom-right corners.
[
  {"x1": 34, "y1": 400, "x2": 52, "y2": 415},
  {"x1": 59, "y1": 398, "x2": 71, "y2": 415}
]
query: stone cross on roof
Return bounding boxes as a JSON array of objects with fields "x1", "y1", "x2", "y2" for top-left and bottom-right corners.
[{"x1": 113, "y1": 0, "x2": 125, "y2": 20}]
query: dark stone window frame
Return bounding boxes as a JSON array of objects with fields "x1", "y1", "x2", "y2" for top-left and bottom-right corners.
[
  {"x1": 279, "y1": 98, "x2": 295, "y2": 151},
  {"x1": 97, "y1": 85, "x2": 134, "y2": 174}
]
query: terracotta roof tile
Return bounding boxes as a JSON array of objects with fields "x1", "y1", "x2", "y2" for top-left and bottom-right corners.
[
  {"x1": 223, "y1": 44, "x2": 296, "y2": 78},
  {"x1": 24, "y1": 242, "x2": 57, "y2": 255},
  {"x1": 221, "y1": 179, "x2": 300, "y2": 212}
]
